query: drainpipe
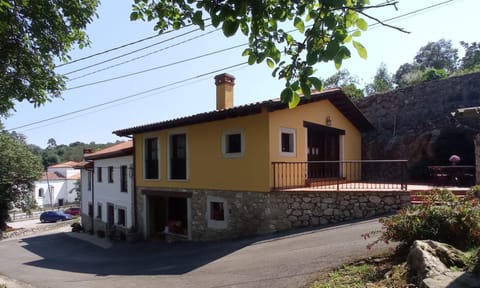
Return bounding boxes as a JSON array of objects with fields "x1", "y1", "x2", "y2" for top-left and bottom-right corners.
[{"x1": 91, "y1": 167, "x2": 95, "y2": 234}]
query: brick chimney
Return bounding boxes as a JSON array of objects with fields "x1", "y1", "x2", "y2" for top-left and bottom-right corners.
[{"x1": 214, "y1": 73, "x2": 235, "y2": 110}]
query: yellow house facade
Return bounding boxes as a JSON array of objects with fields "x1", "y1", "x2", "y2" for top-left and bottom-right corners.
[{"x1": 113, "y1": 73, "x2": 374, "y2": 241}]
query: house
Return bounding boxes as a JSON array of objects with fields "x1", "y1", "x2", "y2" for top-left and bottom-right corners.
[
  {"x1": 76, "y1": 141, "x2": 134, "y2": 236},
  {"x1": 34, "y1": 161, "x2": 81, "y2": 208},
  {"x1": 110, "y1": 73, "x2": 410, "y2": 242}
]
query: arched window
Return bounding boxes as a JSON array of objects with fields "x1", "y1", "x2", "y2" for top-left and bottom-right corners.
[{"x1": 38, "y1": 188, "x2": 44, "y2": 197}]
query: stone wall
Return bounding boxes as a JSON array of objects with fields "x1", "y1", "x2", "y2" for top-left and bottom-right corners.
[
  {"x1": 356, "y1": 72, "x2": 480, "y2": 179},
  {"x1": 190, "y1": 189, "x2": 410, "y2": 241}
]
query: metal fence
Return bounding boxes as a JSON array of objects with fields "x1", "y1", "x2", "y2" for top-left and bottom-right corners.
[{"x1": 272, "y1": 160, "x2": 408, "y2": 191}]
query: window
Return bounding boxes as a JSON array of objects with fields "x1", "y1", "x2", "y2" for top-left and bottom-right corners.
[
  {"x1": 210, "y1": 202, "x2": 225, "y2": 221},
  {"x1": 144, "y1": 137, "x2": 159, "y2": 179},
  {"x1": 117, "y1": 208, "x2": 126, "y2": 226},
  {"x1": 222, "y1": 129, "x2": 245, "y2": 158},
  {"x1": 88, "y1": 203, "x2": 93, "y2": 217},
  {"x1": 108, "y1": 166, "x2": 114, "y2": 183},
  {"x1": 97, "y1": 203, "x2": 102, "y2": 219},
  {"x1": 120, "y1": 165, "x2": 128, "y2": 192},
  {"x1": 97, "y1": 167, "x2": 102, "y2": 182},
  {"x1": 169, "y1": 133, "x2": 187, "y2": 180},
  {"x1": 38, "y1": 188, "x2": 44, "y2": 197},
  {"x1": 88, "y1": 171, "x2": 92, "y2": 191},
  {"x1": 280, "y1": 128, "x2": 296, "y2": 156},
  {"x1": 207, "y1": 196, "x2": 228, "y2": 229}
]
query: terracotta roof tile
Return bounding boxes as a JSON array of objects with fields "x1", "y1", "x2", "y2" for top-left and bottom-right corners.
[{"x1": 84, "y1": 141, "x2": 133, "y2": 160}]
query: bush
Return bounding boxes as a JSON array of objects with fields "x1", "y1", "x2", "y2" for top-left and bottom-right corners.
[{"x1": 364, "y1": 188, "x2": 480, "y2": 250}]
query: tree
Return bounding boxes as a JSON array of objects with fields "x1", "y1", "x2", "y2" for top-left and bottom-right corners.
[
  {"x1": 324, "y1": 69, "x2": 364, "y2": 100},
  {"x1": 131, "y1": 0, "x2": 405, "y2": 107},
  {"x1": 393, "y1": 62, "x2": 421, "y2": 88},
  {"x1": 0, "y1": 0, "x2": 99, "y2": 116},
  {"x1": 365, "y1": 63, "x2": 393, "y2": 95},
  {"x1": 47, "y1": 138, "x2": 57, "y2": 149},
  {"x1": 459, "y1": 41, "x2": 480, "y2": 71},
  {"x1": 414, "y1": 39, "x2": 458, "y2": 73},
  {"x1": 0, "y1": 132, "x2": 43, "y2": 231}
]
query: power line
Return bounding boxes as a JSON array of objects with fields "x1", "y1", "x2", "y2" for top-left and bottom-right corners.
[
  {"x1": 7, "y1": 62, "x2": 247, "y2": 131},
  {"x1": 66, "y1": 42, "x2": 245, "y2": 90},
  {"x1": 55, "y1": 34, "x2": 161, "y2": 68},
  {"x1": 67, "y1": 27, "x2": 220, "y2": 82},
  {"x1": 63, "y1": 26, "x2": 212, "y2": 76}
]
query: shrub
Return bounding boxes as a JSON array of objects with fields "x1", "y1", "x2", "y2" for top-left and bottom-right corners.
[{"x1": 364, "y1": 188, "x2": 480, "y2": 250}]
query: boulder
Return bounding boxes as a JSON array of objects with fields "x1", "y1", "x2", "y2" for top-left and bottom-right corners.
[{"x1": 407, "y1": 240, "x2": 480, "y2": 288}]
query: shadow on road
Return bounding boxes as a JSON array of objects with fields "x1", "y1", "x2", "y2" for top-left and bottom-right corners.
[{"x1": 19, "y1": 218, "x2": 381, "y2": 277}]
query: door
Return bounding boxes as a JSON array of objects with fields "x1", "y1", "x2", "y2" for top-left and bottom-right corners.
[
  {"x1": 305, "y1": 122, "x2": 343, "y2": 178},
  {"x1": 107, "y1": 204, "x2": 115, "y2": 227},
  {"x1": 170, "y1": 133, "x2": 187, "y2": 179}
]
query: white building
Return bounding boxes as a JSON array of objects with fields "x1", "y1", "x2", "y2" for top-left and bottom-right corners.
[
  {"x1": 76, "y1": 141, "x2": 134, "y2": 234},
  {"x1": 34, "y1": 161, "x2": 81, "y2": 208}
]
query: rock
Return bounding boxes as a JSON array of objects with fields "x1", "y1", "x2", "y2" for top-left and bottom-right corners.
[{"x1": 407, "y1": 240, "x2": 480, "y2": 288}]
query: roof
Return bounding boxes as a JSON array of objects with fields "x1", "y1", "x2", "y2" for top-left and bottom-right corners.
[
  {"x1": 84, "y1": 141, "x2": 133, "y2": 160},
  {"x1": 40, "y1": 171, "x2": 81, "y2": 180},
  {"x1": 113, "y1": 88, "x2": 374, "y2": 136},
  {"x1": 49, "y1": 161, "x2": 82, "y2": 168}
]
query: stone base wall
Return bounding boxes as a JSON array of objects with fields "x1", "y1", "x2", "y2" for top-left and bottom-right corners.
[{"x1": 190, "y1": 190, "x2": 411, "y2": 241}]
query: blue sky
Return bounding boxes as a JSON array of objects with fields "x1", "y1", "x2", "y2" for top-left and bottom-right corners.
[{"x1": 3, "y1": 0, "x2": 477, "y2": 148}]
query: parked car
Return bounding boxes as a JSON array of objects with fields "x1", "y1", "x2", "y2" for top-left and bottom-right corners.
[
  {"x1": 64, "y1": 207, "x2": 81, "y2": 216},
  {"x1": 40, "y1": 211, "x2": 72, "y2": 223}
]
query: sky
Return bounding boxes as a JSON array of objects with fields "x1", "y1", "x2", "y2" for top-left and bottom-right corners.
[{"x1": 2, "y1": 0, "x2": 478, "y2": 148}]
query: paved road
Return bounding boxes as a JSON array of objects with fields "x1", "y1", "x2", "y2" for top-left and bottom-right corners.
[{"x1": 0, "y1": 218, "x2": 391, "y2": 288}]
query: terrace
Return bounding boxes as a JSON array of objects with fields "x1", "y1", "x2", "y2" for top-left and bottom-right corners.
[{"x1": 272, "y1": 160, "x2": 476, "y2": 193}]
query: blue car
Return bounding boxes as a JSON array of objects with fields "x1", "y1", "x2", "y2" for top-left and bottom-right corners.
[{"x1": 40, "y1": 211, "x2": 72, "y2": 223}]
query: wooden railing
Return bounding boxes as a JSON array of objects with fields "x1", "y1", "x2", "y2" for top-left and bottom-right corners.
[{"x1": 272, "y1": 160, "x2": 408, "y2": 191}]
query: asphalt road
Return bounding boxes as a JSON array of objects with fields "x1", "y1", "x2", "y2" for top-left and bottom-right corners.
[{"x1": 0, "y1": 218, "x2": 391, "y2": 288}]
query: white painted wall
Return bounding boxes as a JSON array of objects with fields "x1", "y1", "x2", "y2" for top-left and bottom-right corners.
[
  {"x1": 34, "y1": 175, "x2": 79, "y2": 208},
  {"x1": 80, "y1": 155, "x2": 134, "y2": 229}
]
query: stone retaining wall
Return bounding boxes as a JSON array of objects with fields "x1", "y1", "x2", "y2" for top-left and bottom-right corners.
[{"x1": 190, "y1": 189, "x2": 411, "y2": 241}]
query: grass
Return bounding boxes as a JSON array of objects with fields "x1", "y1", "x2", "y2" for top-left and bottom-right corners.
[
  {"x1": 308, "y1": 246, "x2": 480, "y2": 288},
  {"x1": 308, "y1": 251, "x2": 409, "y2": 288}
]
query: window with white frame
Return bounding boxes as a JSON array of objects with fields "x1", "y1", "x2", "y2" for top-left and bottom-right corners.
[
  {"x1": 117, "y1": 208, "x2": 126, "y2": 226},
  {"x1": 120, "y1": 165, "x2": 128, "y2": 192},
  {"x1": 207, "y1": 196, "x2": 228, "y2": 229},
  {"x1": 38, "y1": 188, "x2": 44, "y2": 197},
  {"x1": 108, "y1": 166, "x2": 114, "y2": 183},
  {"x1": 144, "y1": 137, "x2": 159, "y2": 179},
  {"x1": 222, "y1": 129, "x2": 245, "y2": 158},
  {"x1": 97, "y1": 167, "x2": 102, "y2": 182},
  {"x1": 88, "y1": 171, "x2": 92, "y2": 191},
  {"x1": 97, "y1": 203, "x2": 102, "y2": 219},
  {"x1": 279, "y1": 127, "x2": 296, "y2": 156}
]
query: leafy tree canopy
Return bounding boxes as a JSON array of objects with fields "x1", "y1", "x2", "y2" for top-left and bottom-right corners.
[
  {"x1": 0, "y1": 0, "x2": 99, "y2": 116},
  {"x1": 365, "y1": 62, "x2": 393, "y2": 95},
  {"x1": 0, "y1": 131, "x2": 43, "y2": 230},
  {"x1": 323, "y1": 69, "x2": 364, "y2": 100},
  {"x1": 414, "y1": 39, "x2": 458, "y2": 72},
  {"x1": 459, "y1": 41, "x2": 480, "y2": 72},
  {"x1": 131, "y1": 0, "x2": 404, "y2": 107}
]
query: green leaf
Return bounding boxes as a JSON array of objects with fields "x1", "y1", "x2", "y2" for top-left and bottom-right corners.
[
  {"x1": 352, "y1": 30, "x2": 361, "y2": 37},
  {"x1": 222, "y1": 18, "x2": 239, "y2": 37},
  {"x1": 309, "y1": 77, "x2": 323, "y2": 91},
  {"x1": 344, "y1": 35, "x2": 352, "y2": 43},
  {"x1": 301, "y1": 81, "x2": 311, "y2": 98},
  {"x1": 266, "y1": 58, "x2": 275, "y2": 69},
  {"x1": 289, "y1": 92, "x2": 301, "y2": 108},
  {"x1": 280, "y1": 87, "x2": 293, "y2": 102},
  {"x1": 294, "y1": 17, "x2": 305, "y2": 33},
  {"x1": 356, "y1": 18, "x2": 368, "y2": 31},
  {"x1": 192, "y1": 11, "x2": 204, "y2": 30},
  {"x1": 242, "y1": 48, "x2": 250, "y2": 57},
  {"x1": 240, "y1": 22, "x2": 249, "y2": 36},
  {"x1": 130, "y1": 11, "x2": 139, "y2": 21},
  {"x1": 306, "y1": 51, "x2": 318, "y2": 65},
  {"x1": 248, "y1": 54, "x2": 256, "y2": 65},
  {"x1": 353, "y1": 40, "x2": 368, "y2": 59}
]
